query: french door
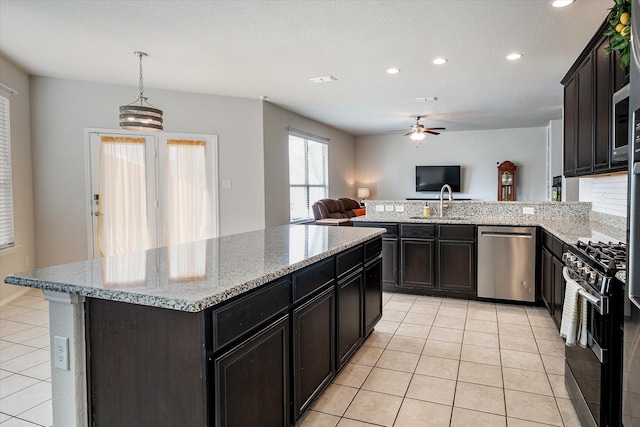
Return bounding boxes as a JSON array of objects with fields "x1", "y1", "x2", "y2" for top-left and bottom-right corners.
[{"x1": 87, "y1": 130, "x2": 218, "y2": 260}]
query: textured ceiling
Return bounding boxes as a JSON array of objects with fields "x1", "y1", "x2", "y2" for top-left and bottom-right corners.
[{"x1": 0, "y1": 0, "x2": 611, "y2": 135}]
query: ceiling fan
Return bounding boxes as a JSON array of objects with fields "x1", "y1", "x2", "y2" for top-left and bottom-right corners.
[{"x1": 405, "y1": 116, "x2": 446, "y2": 141}]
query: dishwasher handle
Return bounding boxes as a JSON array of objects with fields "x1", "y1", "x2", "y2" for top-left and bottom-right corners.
[{"x1": 480, "y1": 231, "x2": 534, "y2": 239}]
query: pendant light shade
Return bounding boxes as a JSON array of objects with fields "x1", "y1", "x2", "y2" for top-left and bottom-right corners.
[{"x1": 119, "y1": 51, "x2": 163, "y2": 132}]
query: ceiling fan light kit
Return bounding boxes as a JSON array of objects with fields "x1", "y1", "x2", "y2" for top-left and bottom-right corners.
[
  {"x1": 404, "y1": 116, "x2": 446, "y2": 145},
  {"x1": 119, "y1": 51, "x2": 163, "y2": 132}
]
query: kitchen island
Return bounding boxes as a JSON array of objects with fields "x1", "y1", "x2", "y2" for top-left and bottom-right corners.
[{"x1": 4, "y1": 224, "x2": 386, "y2": 427}]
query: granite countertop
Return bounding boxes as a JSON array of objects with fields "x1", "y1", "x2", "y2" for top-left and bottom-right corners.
[
  {"x1": 353, "y1": 215, "x2": 628, "y2": 283},
  {"x1": 4, "y1": 224, "x2": 386, "y2": 312}
]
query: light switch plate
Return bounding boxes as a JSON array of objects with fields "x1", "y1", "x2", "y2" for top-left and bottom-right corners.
[
  {"x1": 395, "y1": 205, "x2": 405, "y2": 212},
  {"x1": 375, "y1": 205, "x2": 384, "y2": 212},
  {"x1": 523, "y1": 207, "x2": 535, "y2": 215},
  {"x1": 385, "y1": 205, "x2": 394, "y2": 211}
]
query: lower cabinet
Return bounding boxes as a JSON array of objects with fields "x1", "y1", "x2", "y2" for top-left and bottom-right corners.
[
  {"x1": 398, "y1": 224, "x2": 476, "y2": 297},
  {"x1": 214, "y1": 315, "x2": 290, "y2": 427},
  {"x1": 337, "y1": 270, "x2": 363, "y2": 368},
  {"x1": 382, "y1": 238, "x2": 398, "y2": 287},
  {"x1": 364, "y1": 256, "x2": 383, "y2": 336},
  {"x1": 539, "y1": 230, "x2": 566, "y2": 330},
  {"x1": 293, "y1": 286, "x2": 336, "y2": 420}
]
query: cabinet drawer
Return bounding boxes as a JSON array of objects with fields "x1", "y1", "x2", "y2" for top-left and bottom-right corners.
[
  {"x1": 400, "y1": 224, "x2": 435, "y2": 238},
  {"x1": 438, "y1": 225, "x2": 475, "y2": 240},
  {"x1": 212, "y1": 278, "x2": 290, "y2": 352},
  {"x1": 293, "y1": 257, "x2": 335, "y2": 302},
  {"x1": 364, "y1": 237, "x2": 382, "y2": 261},
  {"x1": 354, "y1": 222, "x2": 397, "y2": 237},
  {"x1": 337, "y1": 245, "x2": 364, "y2": 278}
]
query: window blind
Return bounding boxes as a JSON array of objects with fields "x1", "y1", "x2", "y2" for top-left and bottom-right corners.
[
  {"x1": 0, "y1": 94, "x2": 13, "y2": 250},
  {"x1": 289, "y1": 133, "x2": 328, "y2": 222}
]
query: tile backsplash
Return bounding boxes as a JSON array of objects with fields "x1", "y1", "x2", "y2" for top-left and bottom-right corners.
[{"x1": 580, "y1": 175, "x2": 628, "y2": 217}]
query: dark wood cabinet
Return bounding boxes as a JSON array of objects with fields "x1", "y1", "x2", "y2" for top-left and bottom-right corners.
[
  {"x1": 438, "y1": 240, "x2": 475, "y2": 293},
  {"x1": 86, "y1": 238, "x2": 383, "y2": 427},
  {"x1": 552, "y1": 256, "x2": 565, "y2": 328},
  {"x1": 293, "y1": 286, "x2": 335, "y2": 420},
  {"x1": 564, "y1": 75, "x2": 577, "y2": 177},
  {"x1": 214, "y1": 315, "x2": 289, "y2": 427},
  {"x1": 539, "y1": 230, "x2": 566, "y2": 330},
  {"x1": 576, "y1": 53, "x2": 594, "y2": 175},
  {"x1": 337, "y1": 270, "x2": 363, "y2": 368},
  {"x1": 400, "y1": 238, "x2": 435, "y2": 289},
  {"x1": 562, "y1": 18, "x2": 628, "y2": 177},
  {"x1": 363, "y1": 256, "x2": 383, "y2": 336},
  {"x1": 382, "y1": 238, "x2": 398, "y2": 287},
  {"x1": 541, "y1": 247, "x2": 553, "y2": 312}
]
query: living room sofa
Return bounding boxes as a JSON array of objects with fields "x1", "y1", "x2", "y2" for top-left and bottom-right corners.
[{"x1": 311, "y1": 198, "x2": 364, "y2": 223}]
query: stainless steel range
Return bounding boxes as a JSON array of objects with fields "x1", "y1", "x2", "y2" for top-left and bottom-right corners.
[{"x1": 562, "y1": 240, "x2": 625, "y2": 427}]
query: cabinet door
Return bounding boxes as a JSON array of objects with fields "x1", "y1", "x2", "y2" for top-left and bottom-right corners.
[
  {"x1": 337, "y1": 271, "x2": 363, "y2": 368},
  {"x1": 382, "y1": 238, "x2": 398, "y2": 287},
  {"x1": 564, "y1": 75, "x2": 577, "y2": 177},
  {"x1": 541, "y1": 247, "x2": 553, "y2": 315},
  {"x1": 593, "y1": 34, "x2": 611, "y2": 172},
  {"x1": 576, "y1": 52, "x2": 594, "y2": 175},
  {"x1": 438, "y1": 240, "x2": 476, "y2": 293},
  {"x1": 293, "y1": 287, "x2": 335, "y2": 420},
  {"x1": 552, "y1": 256, "x2": 565, "y2": 329},
  {"x1": 400, "y1": 238, "x2": 435, "y2": 289},
  {"x1": 214, "y1": 315, "x2": 289, "y2": 427},
  {"x1": 364, "y1": 257, "x2": 383, "y2": 337}
]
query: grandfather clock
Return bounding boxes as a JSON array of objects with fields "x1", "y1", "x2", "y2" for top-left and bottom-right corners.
[{"x1": 497, "y1": 161, "x2": 517, "y2": 201}]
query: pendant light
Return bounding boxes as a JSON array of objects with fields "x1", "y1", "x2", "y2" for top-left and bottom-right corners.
[{"x1": 119, "y1": 51, "x2": 163, "y2": 132}]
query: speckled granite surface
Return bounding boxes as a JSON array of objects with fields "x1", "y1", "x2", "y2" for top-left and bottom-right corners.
[
  {"x1": 4, "y1": 225, "x2": 385, "y2": 312},
  {"x1": 356, "y1": 200, "x2": 628, "y2": 283}
]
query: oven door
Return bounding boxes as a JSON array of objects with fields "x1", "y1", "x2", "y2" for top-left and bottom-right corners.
[{"x1": 563, "y1": 270, "x2": 609, "y2": 427}]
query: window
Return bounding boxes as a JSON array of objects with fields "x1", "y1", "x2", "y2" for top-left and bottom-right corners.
[
  {"x1": 0, "y1": 94, "x2": 14, "y2": 251},
  {"x1": 289, "y1": 133, "x2": 328, "y2": 222}
]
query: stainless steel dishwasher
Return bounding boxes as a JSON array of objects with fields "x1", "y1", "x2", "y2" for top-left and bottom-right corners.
[{"x1": 477, "y1": 226, "x2": 537, "y2": 302}]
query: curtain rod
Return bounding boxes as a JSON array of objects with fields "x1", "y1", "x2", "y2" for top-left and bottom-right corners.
[
  {"x1": 287, "y1": 126, "x2": 330, "y2": 142},
  {"x1": 0, "y1": 83, "x2": 17, "y2": 95}
]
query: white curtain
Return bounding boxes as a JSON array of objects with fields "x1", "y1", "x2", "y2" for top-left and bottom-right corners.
[
  {"x1": 166, "y1": 139, "x2": 207, "y2": 280},
  {"x1": 98, "y1": 136, "x2": 149, "y2": 284}
]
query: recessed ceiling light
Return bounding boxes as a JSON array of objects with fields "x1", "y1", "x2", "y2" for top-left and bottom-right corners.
[
  {"x1": 309, "y1": 76, "x2": 337, "y2": 83},
  {"x1": 387, "y1": 67, "x2": 401, "y2": 74},
  {"x1": 433, "y1": 58, "x2": 447, "y2": 65},
  {"x1": 551, "y1": 0, "x2": 574, "y2": 7},
  {"x1": 507, "y1": 53, "x2": 523, "y2": 60}
]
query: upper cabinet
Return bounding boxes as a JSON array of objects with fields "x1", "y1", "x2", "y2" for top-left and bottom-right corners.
[{"x1": 562, "y1": 19, "x2": 628, "y2": 177}]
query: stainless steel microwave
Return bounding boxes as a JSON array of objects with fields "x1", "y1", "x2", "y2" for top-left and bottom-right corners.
[{"x1": 612, "y1": 83, "x2": 630, "y2": 163}]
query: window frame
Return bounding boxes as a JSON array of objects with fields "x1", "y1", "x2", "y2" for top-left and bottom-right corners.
[
  {"x1": 0, "y1": 92, "x2": 14, "y2": 252},
  {"x1": 288, "y1": 131, "x2": 329, "y2": 223}
]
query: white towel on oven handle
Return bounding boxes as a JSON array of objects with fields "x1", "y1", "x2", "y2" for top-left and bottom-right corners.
[{"x1": 560, "y1": 268, "x2": 589, "y2": 347}]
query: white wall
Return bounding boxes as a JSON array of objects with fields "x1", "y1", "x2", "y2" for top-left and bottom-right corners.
[
  {"x1": 355, "y1": 127, "x2": 547, "y2": 201},
  {"x1": 263, "y1": 102, "x2": 356, "y2": 227},
  {"x1": 30, "y1": 77, "x2": 265, "y2": 268},
  {"x1": 0, "y1": 55, "x2": 36, "y2": 301}
]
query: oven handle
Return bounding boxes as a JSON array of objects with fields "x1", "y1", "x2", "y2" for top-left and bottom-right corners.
[{"x1": 562, "y1": 267, "x2": 606, "y2": 315}]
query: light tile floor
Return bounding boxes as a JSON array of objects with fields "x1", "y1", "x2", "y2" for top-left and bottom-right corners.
[
  {"x1": 0, "y1": 288, "x2": 52, "y2": 427},
  {"x1": 301, "y1": 292, "x2": 583, "y2": 427},
  {"x1": 0, "y1": 290, "x2": 583, "y2": 427}
]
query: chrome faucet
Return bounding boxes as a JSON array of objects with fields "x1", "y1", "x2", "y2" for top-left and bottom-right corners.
[{"x1": 439, "y1": 184, "x2": 453, "y2": 217}]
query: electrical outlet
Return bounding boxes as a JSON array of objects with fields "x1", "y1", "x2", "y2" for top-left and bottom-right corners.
[
  {"x1": 375, "y1": 205, "x2": 384, "y2": 212},
  {"x1": 385, "y1": 205, "x2": 394, "y2": 211},
  {"x1": 222, "y1": 179, "x2": 232, "y2": 189},
  {"x1": 395, "y1": 205, "x2": 405, "y2": 212},
  {"x1": 523, "y1": 207, "x2": 535, "y2": 215},
  {"x1": 54, "y1": 336, "x2": 69, "y2": 371}
]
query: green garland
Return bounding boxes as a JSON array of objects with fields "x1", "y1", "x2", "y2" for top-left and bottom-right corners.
[{"x1": 604, "y1": 0, "x2": 632, "y2": 70}]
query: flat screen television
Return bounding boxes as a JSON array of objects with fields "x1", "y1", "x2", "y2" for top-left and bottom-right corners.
[{"x1": 416, "y1": 165, "x2": 461, "y2": 192}]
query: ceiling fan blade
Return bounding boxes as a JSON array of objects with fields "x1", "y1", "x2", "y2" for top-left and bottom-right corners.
[
  {"x1": 426, "y1": 127, "x2": 446, "y2": 131},
  {"x1": 403, "y1": 132, "x2": 413, "y2": 136},
  {"x1": 425, "y1": 131, "x2": 440, "y2": 135}
]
